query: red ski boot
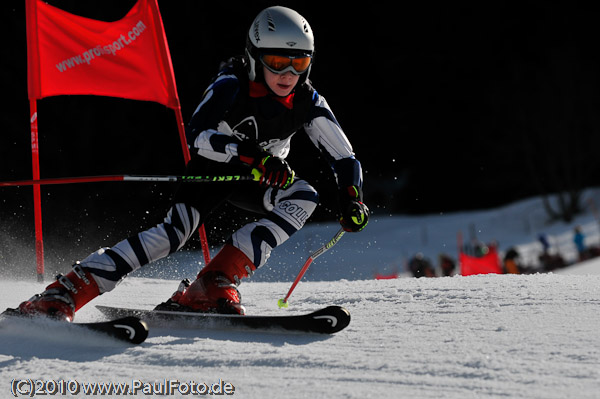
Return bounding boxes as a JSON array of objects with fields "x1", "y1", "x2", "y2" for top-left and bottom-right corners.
[
  {"x1": 17, "y1": 263, "x2": 100, "y2": 322},
  {"x1": 156, "y1": 244, "x2": 256, "y2": 315}
]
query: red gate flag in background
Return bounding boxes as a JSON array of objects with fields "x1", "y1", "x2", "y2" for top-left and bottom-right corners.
[
  {"x1": 459, "y1": 247, "x2": 503, "y2": 276},
  {"x1": 27, "y1": 0, "x2": 180, "y2": 108},
  {"x1": 22, "y1": 0, "x2": 212, "y2": 280}
]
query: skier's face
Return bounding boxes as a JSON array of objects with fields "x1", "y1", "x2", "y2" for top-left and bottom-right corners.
[{"x1": 263, "y1": 67, "x2": 299, "y2": 97}]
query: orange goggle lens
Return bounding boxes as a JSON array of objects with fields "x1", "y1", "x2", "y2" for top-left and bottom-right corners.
[{"x1": 260, "y1": 54, "x2": 312, "y2": 75}]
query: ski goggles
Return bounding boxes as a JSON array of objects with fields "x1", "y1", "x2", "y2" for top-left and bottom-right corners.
[{"x1": 260, "y1": 54, "x2": 312, "y2": 75}]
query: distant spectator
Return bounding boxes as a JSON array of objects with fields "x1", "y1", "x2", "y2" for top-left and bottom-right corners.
[
  {"x1": 573, "y1": 226, "x2": 586, "y2": 261},
  {"x1": 538, "y1": 251, "x2": 566, "y2": 272},
  {"x1": 536, "y1": 233, "x2": 566, "y2": 271},
  {"x1": 503, "y1": 247, "x2": 521, "y2": 274},
  {"x1": 439, "y1": 254, "x2": 456, "y2": 277},
  {"x1": 472, "y1": 240, "x2": 487, "y2": 257},
  {"x1": 538, "y1": 234, "x2": 550, "y2": 253},
  {"x1": 408, "y1": 253, "x2": 436, "y2": 278}
]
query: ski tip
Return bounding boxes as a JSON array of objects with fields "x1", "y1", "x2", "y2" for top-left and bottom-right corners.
[
  {"x1": 112, "y1": 316, "x2": 149, "y2": 345},
  {"x1": 87, "y1": 316, "x2": 149, "y2": 344},
  {"x1": 311, "y1": 306, "x2": 351, "y2": 334},
  {"x1": 2, "y1": 310, "x2": 149, "y2": 345}
]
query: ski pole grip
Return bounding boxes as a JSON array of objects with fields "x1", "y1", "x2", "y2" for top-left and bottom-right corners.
[{"x1": 251, "y1": 168, "x2": 262, "y2": 182}]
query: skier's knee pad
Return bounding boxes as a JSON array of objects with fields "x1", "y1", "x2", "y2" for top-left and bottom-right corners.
[
  {"x1": 232, "y1": 179, "x2": 320, "y2": 267},
  {"x1": 263, "y1": 179, "x2": 319, "y2": 230}
]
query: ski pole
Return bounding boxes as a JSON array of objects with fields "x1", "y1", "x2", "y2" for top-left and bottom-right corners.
[
  {"x1": 0, "y1": 174, "x2": 259, "y2": 187},
  {"x1": 277, "y1": 228, "x2": 346, "y2": 308}
]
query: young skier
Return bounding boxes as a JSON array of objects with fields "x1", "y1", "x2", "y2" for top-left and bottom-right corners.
[{"x1": 16, "y1": 6, "x2": 369, "y2": 320}]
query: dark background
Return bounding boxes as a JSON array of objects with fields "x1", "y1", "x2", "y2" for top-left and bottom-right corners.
[{"x1": 2, "y1": 1, "x2": 600, "y2": 272}]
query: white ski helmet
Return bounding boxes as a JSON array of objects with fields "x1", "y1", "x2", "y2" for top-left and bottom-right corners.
[{"x1": 245, "y1": 6, "x2": 315, "y2": 83}]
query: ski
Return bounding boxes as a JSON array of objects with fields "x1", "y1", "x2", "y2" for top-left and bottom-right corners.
[
  {"x1": 96, "y1": 305, "x2": 351, "y2": 334},
  {"x1": 1, "y1": 308, "x2": 149, "y2": 344}
]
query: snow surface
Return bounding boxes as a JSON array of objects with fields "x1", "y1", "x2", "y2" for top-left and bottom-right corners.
[{"x1": 1, "y1": 191, "x2": 600, "y2": 398}]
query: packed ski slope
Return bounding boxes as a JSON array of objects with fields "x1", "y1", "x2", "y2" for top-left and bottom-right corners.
[{"x1": 1, "y1": 192, "x2": 600, "y2": 398}]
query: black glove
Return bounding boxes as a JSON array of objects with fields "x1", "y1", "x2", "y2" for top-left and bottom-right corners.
[
  {"x1": 237, "y1": 142, "x2": 295, "y2": 189},
  {"x1": 339, "y1": 185, "x2": 369, "y2": 232},
  {"x1": 251, "y1": 155, "x2": 295, "y2": 189}
]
